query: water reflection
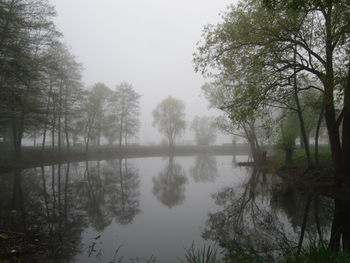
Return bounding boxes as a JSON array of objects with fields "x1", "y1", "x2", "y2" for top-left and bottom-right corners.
[
  {"x1": 190, "y1": 154, "x2": 218, "y2": 183},
  {"x1": 152, "y1": 156, "x2": 188, "y2": 208},
  {"x1": 203, "y1": 168, "x2": 334, "y2": 259},
  {"x1": 103, "y1": 159, "x2": 141, "y2": 225},
  {"x1": 0, "y1": 165, "x2": 85, "y2": 262},
  {"x1": 0, "y1": 159, "x2": 141, "y2": 261}
]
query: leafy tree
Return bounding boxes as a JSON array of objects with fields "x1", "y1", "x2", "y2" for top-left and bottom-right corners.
[
  {"x1": 201, "y1": 82, "x2": 272, "y2": 163},
  {"x1": 190, "y1": 116, "x2": 217, "y2": 145},
  {"x1": 0, "y1": 0, "x2": 59, "y2": 157},
  {"x1": 195, "y1": 0, "x2": 350, "y2": 250},
  {"x1": 107, "y1": 83, "x2": 140, "y2": 147},
  {"x1": 88, "y1": 83, "x2": 113, "y2": 146},
  {"x1": 152, "y1": 96, "x2": 186, "y2": 147}
]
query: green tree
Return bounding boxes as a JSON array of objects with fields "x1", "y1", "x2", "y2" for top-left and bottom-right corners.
[
  {"x1": 108, "y1": 83, "x2": 140, "y2": 147},
  {"x1": 0, "y1": 0, "x2": 58, "y2": 157},
  {"x1": 190, "y1": 116, "x2": 217, "y2": 145},
  {"x1": 88, "y1": 83, "x2": 113, "y2": 146},
  {"x1": 152, "y1": 96, "x2": 186, "y2": 147}
]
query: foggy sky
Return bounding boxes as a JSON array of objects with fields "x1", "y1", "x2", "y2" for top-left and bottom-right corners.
[{"x1": 49, "y1": 0, "x2": 235, "y2": 144}]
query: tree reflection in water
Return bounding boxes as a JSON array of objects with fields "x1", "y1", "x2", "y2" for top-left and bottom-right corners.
[
  {"x1": 190, "y1": 154, "x2": 218, "y2": 183},
  {"x1": 152, "y1": 156, "x2": 188, "y2": 208},
  {"x1": 0, "y1": 159, "x2": 141, "y2": 262},
  {"x1": 0, "y1": 165, "x2": 86, "y2": 262},
  {"x1": 103, "y1": 159, "x2": 141, "y2": 225},
  {"x1": 203, "y1": 168, "x2": 334, "y2": 260}
]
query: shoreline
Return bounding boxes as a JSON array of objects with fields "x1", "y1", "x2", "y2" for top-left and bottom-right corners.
[{"x1": 0, "y1": 144, "x2": 250, "y2": 173}]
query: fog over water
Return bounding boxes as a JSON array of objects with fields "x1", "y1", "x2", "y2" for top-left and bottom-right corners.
[{"x1": 49, "y1": 0, "x2": 235, "y2": 144}]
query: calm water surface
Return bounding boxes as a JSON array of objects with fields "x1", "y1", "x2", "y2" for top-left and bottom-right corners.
[{"x1": 0, "y1": 154, "x2": 334, "y2": 262}]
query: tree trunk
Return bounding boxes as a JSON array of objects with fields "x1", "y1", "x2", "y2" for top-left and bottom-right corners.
[
  {"x1": 52, "y1": 104, "x2": 56, "y2": 150},
  {"x1": 285, "y1": 148, "x2": 294, "y2": 166},
  {"x1": 41, "y1": 79, "x2": 52, "y2": 151},
  {"x1": 64, "y1": 84, "x2": 70, "y2": 152},
  {"x1": 314, "y1": 103, "x2": 324, "y2": 166},
  {"x1": 294, "y1": 43, "x2": 313, "y2": 168},
  {"x1": 119, "y1": 114, "x2": 124, "y2": 148},
  {"x1": 58, "y1": 82, "x2": 62, "y2": 152}
]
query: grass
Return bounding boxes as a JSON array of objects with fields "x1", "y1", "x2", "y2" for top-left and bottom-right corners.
[
  {"x1": 179, "y1": 244, "x2": 222, "y2": 263},
  {"x1": 181, "y1": 243, "x2": 350, "y2": 263},
  {"x1": 270, "y1": 145, "x2": 333, "y2": 169}
]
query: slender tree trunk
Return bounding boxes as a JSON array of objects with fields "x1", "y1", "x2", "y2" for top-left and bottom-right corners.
[
  {"x1": 294, "y1": 43, "x2": 313, "y2": 168},
  {"x1": 52, "y1": 104, "x2": 56, "y2": 151},
  {"x1": 58, "y1": 82, "x2": 63, "y2": 152},
  {"x1": 119, "y1": 114, "x2": 124, "y2": 148},
  {"x1": 315, "y1": 103, "x2": 324, "y2": 166},
  {"x1": 33, "y1": 132, "x2": 36, "y2": 147},
  {"x1": 64, "y1": 84, "x2": 70, "y2": 152},
  {"x1": 41, "y1": 79, "x2": 53, "y2": 151}
]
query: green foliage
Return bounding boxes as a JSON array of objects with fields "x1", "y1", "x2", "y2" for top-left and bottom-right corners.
[
  {"x1": 277, "y1": 113, "x2": 299, "y2": 151},
  {"x1": 152, "y1": 96, "x2": 186, "y2": 147},
  {"x1": 191, "y1": 116, "x2": 217, "y2": 145}
]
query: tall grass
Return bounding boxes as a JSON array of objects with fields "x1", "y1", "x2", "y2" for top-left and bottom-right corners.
[
  {"x1": 181, "y1": 243, "x2": 350, "y2": 263},
  {"x1": 179, "y1": 244, "x2": 222, "y2": 263}
]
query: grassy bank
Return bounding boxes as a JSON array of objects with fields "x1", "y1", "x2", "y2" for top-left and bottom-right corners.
[
  {"x1": 270, "y1": 145, "x2": 333, "y2": 169},
  {"x1": 181, "y1": 243, "x2": 350, "y2": 263}
]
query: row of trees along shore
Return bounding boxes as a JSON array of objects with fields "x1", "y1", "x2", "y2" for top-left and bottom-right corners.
[
  {"x1": 194, "y1": 0, "x2": 350, "y2": 251},
  {"x1": 0, "y1": 0, "x2": 142, "y2": 156},
  {"x1": 0, "y1": 1, "x2": 219, "y2": 157}
]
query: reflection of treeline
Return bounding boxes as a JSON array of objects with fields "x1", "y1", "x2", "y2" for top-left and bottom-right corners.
[
  {"x1": 0, "y1": 165, "x2": 85, "y2": 261},
  {"x1": 203, "y1": 168, "x2": 334, "y2": 260},
  {"x1": 0, "y1": 159, "x2": 141, "y2": 261}
]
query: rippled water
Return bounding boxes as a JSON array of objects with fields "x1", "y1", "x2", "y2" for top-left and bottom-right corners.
[{"x1": 0, "y1": 154, "x2": 335, "y2": 262}]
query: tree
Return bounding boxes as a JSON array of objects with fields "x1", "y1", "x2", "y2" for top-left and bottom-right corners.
[
  {"x1": 201, "y1": 82, "x2": 272, "y2": 163},
  {"x1": 195, "y1": 0, "x2": 350, "y2": 251},
  {"x1": 190, "y1": 116, "x2": 217, "y2": 145},
  {"x1": 0, "y1": 0, "x2": 59, "y2": 157},
  {"x1": 88, "y1": 83, "x2": 113, "y2": 146},
  {"x1": 152, "y1": 96, "x2": 186, "y2": 147},
  {"x1": 107, "y1": 83, "x2": 140, "y2": 147}
]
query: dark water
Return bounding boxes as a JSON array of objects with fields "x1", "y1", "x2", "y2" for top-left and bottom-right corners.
[{"x1": 0, "y1": 155, "x2": 336, "y2": 262}]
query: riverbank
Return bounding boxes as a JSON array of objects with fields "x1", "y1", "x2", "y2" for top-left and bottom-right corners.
[
  {"x1": 181, "y1": 243, "x2": 350, "y2": 263},
  {"x1": 0, "y1": 143, "x2": 249, "y2": 173},
  {"x1": 266, "y1": 147, "x2": 350, "y2": 202}
]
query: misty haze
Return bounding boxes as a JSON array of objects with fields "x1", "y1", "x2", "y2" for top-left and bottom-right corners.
[{"x1": 1, "y1": 0, "x2": 350, "y2": 263}]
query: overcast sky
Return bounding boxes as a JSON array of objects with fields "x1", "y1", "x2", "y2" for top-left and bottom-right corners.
[{"x1": 49, "y1": 0, "x2": 236, "y2": 144}]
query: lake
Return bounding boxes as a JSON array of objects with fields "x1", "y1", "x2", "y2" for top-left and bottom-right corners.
[{"x1": 0, "y1": 154, "x2": 334, "y2": 262}]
